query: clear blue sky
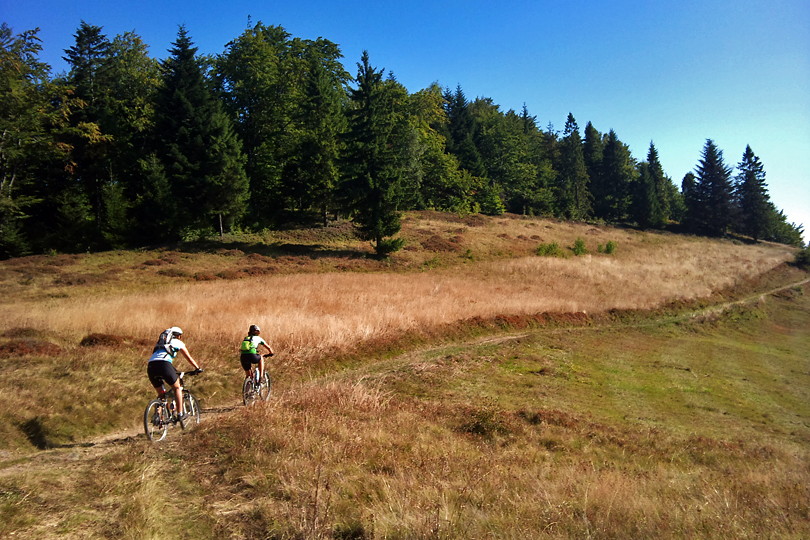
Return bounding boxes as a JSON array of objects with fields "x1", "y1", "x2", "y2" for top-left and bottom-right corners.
[{"x1": 4, "y1": 0, "x2": 809, "y2": 240}]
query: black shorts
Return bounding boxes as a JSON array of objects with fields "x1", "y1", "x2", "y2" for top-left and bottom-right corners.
[
  {"x1": 240, "y1": 353, "x2": 261, "y2": 371},
  {"x1": 147, "y1": 360, "x2": 178, "y2": 387}
]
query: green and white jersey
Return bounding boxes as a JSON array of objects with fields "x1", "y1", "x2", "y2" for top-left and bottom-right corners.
[{"x1": 240, "y1": 335, "x2": 267, "y2": 354}]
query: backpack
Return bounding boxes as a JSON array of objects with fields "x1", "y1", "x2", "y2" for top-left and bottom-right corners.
[
  {"x1": 240, "y1": 336, "x2": 256, "y2": 354},
  {"x1": 153, "y1": 329, "x2": 177, "y2": 356}
]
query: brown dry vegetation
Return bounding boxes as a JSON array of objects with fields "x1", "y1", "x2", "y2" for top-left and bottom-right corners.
[{"x1": 0, "y1": 212, "x2": 807, "y2": 539}]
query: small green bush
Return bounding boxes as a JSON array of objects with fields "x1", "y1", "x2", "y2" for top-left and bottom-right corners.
[
  {"x1": 795, "y1": 245, "x2": 810, "y2": 269},
  {"x1": 604, "y1": 240, "x2": 617, "y2": 254},
  {"x1": 571, "y1": 237, "x2": 588, "y2": 256},
  {"x1": 536, "y1": 242, "x2": 564, "y2": 257}
]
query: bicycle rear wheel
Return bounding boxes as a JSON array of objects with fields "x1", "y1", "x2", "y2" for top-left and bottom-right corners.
[
  {"x1": 243, "y1": 377, "x2": 258, "y2": 406},
  {"x1": 144, "y1": 399, "x2": 168, "y2": 442},
  {"x1": 184, "y1": 392, "x2": 201, "y2": 425},
  {"x1": 259, "y1": 373, "x2": 272, "y2": 401}
]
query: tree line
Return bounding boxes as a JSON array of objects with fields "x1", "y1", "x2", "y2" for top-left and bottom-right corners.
[{"x1": 0, "y1": 21, "x2": 804, "y2": 259}]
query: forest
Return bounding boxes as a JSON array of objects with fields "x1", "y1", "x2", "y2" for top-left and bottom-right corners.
[{"x1": 0, "y1": 20, "x2": 804, "y2": 259}]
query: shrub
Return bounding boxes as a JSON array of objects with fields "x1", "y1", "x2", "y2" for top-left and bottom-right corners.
[
  {"x1": 795, "y1": 245, "x2": 810, "y2": 269},
  {"x1": 536, "y1": 242, "x2": 564, "y2": 257},
  {"x1": 79, "y1": 333, "x2": 126, "y2": 347},
  {"x1": 571, "y1": 237, "x2": 588, "y2": 256},
  {"x1": 0, "y1": 340, "x2": 62, "y2": 357},
  {"x1": 604, "y1": 240, "x2": 617, "y2": 254}
]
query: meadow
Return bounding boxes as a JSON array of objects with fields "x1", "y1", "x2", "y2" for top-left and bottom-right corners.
[{"x1": 0, "y1": 212, "x2": 807, "y2": 538}]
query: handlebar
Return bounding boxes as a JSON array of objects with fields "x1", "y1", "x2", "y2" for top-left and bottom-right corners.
[{"x1": 179, "y1": 368, "x2": 204, "y2": 378}]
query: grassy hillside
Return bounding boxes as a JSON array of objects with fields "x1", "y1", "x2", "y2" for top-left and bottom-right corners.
[{"x1": 0, "y1": 212, "x2": 807, "y2": 538}]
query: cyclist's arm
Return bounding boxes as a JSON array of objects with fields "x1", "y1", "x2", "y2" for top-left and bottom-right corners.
[
  {"x1": 178, "y1": 346, "x2": 202, "y2": 370},
  {"x1": 261, "y1": 341, "x2": 275, "y2": 356}
]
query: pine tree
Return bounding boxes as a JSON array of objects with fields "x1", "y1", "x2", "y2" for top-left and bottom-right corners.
[
  {"x1": 734, "y1": 145, "x2": 771, "y2": 242},
  {"x1": 340, "y1": 51, "x2": 413, "y2": 257}
]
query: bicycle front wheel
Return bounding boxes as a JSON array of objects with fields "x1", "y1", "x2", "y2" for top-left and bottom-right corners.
[
  {"x1": 259, "y1": 373, "x2": 272, "y2": 401},
  {"x1": 144, "y1": 399, "x2": 168, "y2": 442},
  {"x1": 184, "y1": 392, "x2": 201, "y2": 425}
]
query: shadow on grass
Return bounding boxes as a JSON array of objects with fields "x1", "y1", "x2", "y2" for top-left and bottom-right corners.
[
  {"x1": 177, "y1": 240, "x2": 373, "y2": 261},
  {"x1": 18, "y1": 417, "x2": 52, "y2": 450}
]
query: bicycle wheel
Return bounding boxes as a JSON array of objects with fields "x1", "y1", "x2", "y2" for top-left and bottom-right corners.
[
  {"x1": 144, "y1": 399, "x2": 168, "y2": 442},
  {"x1": 184, "y1": 392, "x2": 201, "y2": 425},
  {"x1": 259, "y1": 373, "x2": 272, "y2": 401},
  {"x1": 242, "y1": 377, "x2": 258, "y2": 406}
]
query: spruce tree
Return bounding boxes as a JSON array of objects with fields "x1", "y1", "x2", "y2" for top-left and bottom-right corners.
[
  {"x1": 152, "y1": 26, "x2": 247, "y2": 240},
  {"x1": 734, "y1": 145, "x2": 771, "y2": 242},
  {"x1": 555, "y1": 113, "x2": 591, "y2": 220},
  {"x1": 633, "y1": 162, "x2": 662, "y2": 229},
  {"x1": 443, "y1": 85, "x2": 486, "y2": 178},
  {"x1": 583, "y1": 122, "x2": 604, "y2": 202},
  {"x1": 688, "y1": 139, "x2": 734, "y2": 236},
  {"x1": 62, "y1": 21, "x2": 112, "y2": 246},
  {"x1": 340, "y1": 51, "x2": 413, "y2": 257},
  {"x1": 598, "y1": 130, "x2": 636, "y2": 222}
]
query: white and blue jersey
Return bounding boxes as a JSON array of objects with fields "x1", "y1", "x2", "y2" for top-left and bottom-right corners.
[{"x1": 149, "y1": 338, "x2": 185, "y2": 363}]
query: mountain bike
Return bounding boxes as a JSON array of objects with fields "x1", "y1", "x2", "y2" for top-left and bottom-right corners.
[
  {"x1": 144, "y1": 369, "x2": 203, "y2": 442},
  {"x1": 242, "y1": 364, "x2": 272, "y2": 406}
]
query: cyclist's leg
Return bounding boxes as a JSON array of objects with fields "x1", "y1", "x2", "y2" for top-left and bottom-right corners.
[
  {"x1": 240, "y1": 354, "x2": 254, "y2": 379},
  {"x1": 258, "y1": 354, "x2": 265, "y2": 380},
  {"x1": 151, "y1": 361, "x2": 183, "y2": 417},
  {"x1": 147, "y1": 361, "x2": 171, "y2": 398},
  {"x1": 169, "y1": 378, "x2": 183, "y2": 416}
]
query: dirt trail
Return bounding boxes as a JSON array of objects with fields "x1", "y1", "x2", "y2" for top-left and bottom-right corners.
[{"x1": 2, "y1": 275, "x2": 807, "y2": 477}]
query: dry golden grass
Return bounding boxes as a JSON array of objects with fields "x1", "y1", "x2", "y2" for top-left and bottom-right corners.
[{"x1": 0, "y1": 215, "x2": 794, "y2": 365}]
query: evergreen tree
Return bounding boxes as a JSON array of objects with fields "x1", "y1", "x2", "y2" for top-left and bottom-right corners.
[
  {"x1": 646, "y1": 143, "x2": 671, "y2": 225},
  {"x1": 340, "y1": 51, "x2": 414, "y2": 257},
  {"x1": 631, "y1": 142, "x2": 671, "y2": 229},
  {"x1": 473, "y1": 100, "x2": 535, "y2": 214},
  {"x1": 734, "y1": 145, "x2": 771, "y2": 241},
  {"x1": 555, "y1": 114, "x2": 591, "y2": 220},
  {"x1": 407, "y1": 83, "x2": 477, "y2": 213},
  {"x1": 583, "y1": 121, "x2": 604, "y2": 200},
  {"x1": 687, "y1": 139, "x2": 734, "y2": 236},
  {"x1": 598, "y1": 130, "x2": 636, "y2": 221},
  {"x1": 442, "y1": 85, "x2": 486, "y2": 178},
  {"x1": 152, "y1": 26, "x2": 247, "y2": 239},
  {"x1": 632, "y1": 162, "x2": 661, "y2": 229},
  {"x1": 62, "y1": 21, "x2": 113, "y2": 246}
]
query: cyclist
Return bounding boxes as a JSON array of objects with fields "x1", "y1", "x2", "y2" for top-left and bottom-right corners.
[
  {"x1": 146, "y1": 326, "x2": 202, "y2": 421},
  {"x1": 240, "y1": 324, "x2": 274, "y2": 382}
]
